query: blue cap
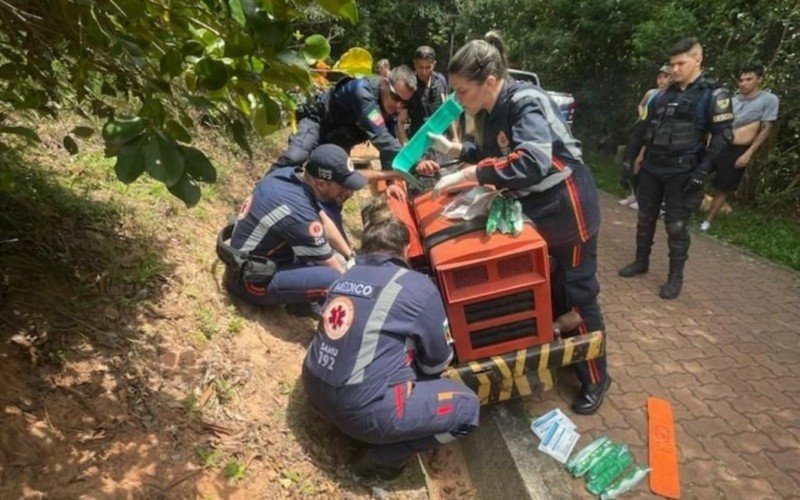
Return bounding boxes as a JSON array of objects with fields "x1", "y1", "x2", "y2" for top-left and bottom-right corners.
[{"x1": 306, "y1": 144, "x2": 367, "y2": 190}]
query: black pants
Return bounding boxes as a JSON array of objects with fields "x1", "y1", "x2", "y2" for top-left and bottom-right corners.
[
  {"x1": 633, "y1": 167, "x2": 704, "y2": 274},
  {"x1": 550, "y1": 235, "x2": 608, "y2": 387}
]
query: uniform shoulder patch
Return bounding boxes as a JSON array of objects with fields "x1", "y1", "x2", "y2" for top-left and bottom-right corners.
[
  {"x1": 711, "y1": 87, "x2": 734, "y2": 121},
  {"x1": 322, "y1": 296, "x2": 355, "y2": 340},
  {"x1": 309, "y1": 220, "x2": 323, "y2": 238},
  {"x1": 367, "y1": 108, "x2": 384, "y2": 127}
]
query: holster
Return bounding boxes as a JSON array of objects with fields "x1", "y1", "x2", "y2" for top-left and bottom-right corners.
[{"x1": 216, "y1": 223, "x2": 277, "y2": 284}]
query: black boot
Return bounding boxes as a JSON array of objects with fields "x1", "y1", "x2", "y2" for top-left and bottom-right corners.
[
  {"x1": 619, "y1": 210, "x2": 658, "y2": 277},
  {"x1": 351, "y1": 451, "x2": 406, "y2": 483},
  {"x1": 618, "y1": 260, "x2": 648, "y2": 277},
  {"x1": 661, "y1": 220, "x2": 690, "y2": 300},
  {"x1": 572, "y1": 376, "x2": 612, "y2": 415},
  {"x1": 659, "y1": 272, "x2": 683, "y2": 299}
]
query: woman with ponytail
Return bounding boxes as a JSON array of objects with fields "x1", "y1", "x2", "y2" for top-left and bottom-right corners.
[{"x1": 419, "y1": 31, "x2": 610, "y2": 415}]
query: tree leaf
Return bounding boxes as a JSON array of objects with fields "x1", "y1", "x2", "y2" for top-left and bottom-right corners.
[
  {"x1": 302, "y1": 34, "x2": 330, "y2": 63},
  {"x1": 160, "y1": 49, "x2": 183, "y2": 78},
  {"x1": 251, "y1": 93, "x2": 281, "y2": 136},
  {"x1": 224, "y1": 32, "x2": 254, "y2": 58},
  {"x1": 181, "y1": 40, "x2": 205, "y2": 57},
  {"x1": 165, "y1": 119, "x2": 192, "y2": 143},
  {"x1": 145, "y1": 132, "x2": 185, "y2": 186},
  {"x1": 179, "y1": 145, "x2": 217, "y2": 182},
  {"x1": 228, "y1": 0, "x2": 246, "y2": 26},
  {"x1": 332, "y1": 47, "x2": 372, "y2": 76},
  {"x1": 196, "y1": 57, "x2": 229, "y2": 91},
  {"x1": 231, "y1": 120, "x2": 252, "y2": 157},
  {"x1": 316, "y1": 0, "x2": 358, "y2": 24},
  {"x1": 63, "y1": 135, "x2": 79, "y2": 155},
  {"x1": 71, "y1": 126, "x2": 95, "y2": 138},
  {"x1": 139, "y1": 99, "x2": 166, "y2": 127},
  {"x1": 114, "y1": 135, "x2": 147, "y2": 183},
  {"x1": 0, "y1": 126, "x2": 41, "y2": 143},
  {"x1": 167, "y1": 173, "x2": 202, "y2": 207}
]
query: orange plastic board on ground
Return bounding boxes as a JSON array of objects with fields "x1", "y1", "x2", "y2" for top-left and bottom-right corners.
[{"x1": 648, "y1": 397, "x2": 681, "y2": 498}]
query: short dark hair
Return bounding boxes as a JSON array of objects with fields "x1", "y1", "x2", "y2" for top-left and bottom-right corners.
[
  {"x1": 414, "y1": 46, "x2": 436, "y2": 61},
  {"x1": 448, "y1": 31, "x2": 508, "y2": 83},
  {"x1": 388, "y1": 65, "x2": 418, "y2": 93},
  {"x1": 739, "y1": 64, "x2": 764, "y2": 78},
  {"x1": 670, "y1": 37, "x2": 702, "y2": 57}
]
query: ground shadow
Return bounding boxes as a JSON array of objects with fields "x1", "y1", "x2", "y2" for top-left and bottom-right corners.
[
  {"x1": 285, "y1": 375, "x2": 427, "y2": 496},
  {"x1": 0, "y1": 151, "x2": 211, "y2": 497}
]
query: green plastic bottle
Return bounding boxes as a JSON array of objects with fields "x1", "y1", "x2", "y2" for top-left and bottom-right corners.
[{"x1": 392, "y1": 94, "x2": 464, "y2": 175}]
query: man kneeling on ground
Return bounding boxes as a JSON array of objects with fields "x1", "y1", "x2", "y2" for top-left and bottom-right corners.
[
  {"x1": 217, "y1": 144, "x2": 365, "y2": 312},
  {"x1": 302, "y1": 198, "x2": 480, "y2": 482}
]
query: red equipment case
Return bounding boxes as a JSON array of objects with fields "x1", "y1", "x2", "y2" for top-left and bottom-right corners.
[{"x1": 396, "y1": 184, "x2": 554, "y2": 363}]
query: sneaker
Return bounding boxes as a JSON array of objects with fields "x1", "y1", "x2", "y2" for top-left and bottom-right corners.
[
  {"x1": 628, "y1": 201, "x2": 639, "y2": 210},
  {"x1": 699, "y1": 221, "x2": 711, "y2": 232},
  {"x1": 618, "y1": 196, "x2": 635, "y2": 207}
]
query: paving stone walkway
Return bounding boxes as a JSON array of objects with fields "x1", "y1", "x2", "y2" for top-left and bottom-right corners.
[{"x1": 526, "y1": 191, "x2": 800, "y2": 499}]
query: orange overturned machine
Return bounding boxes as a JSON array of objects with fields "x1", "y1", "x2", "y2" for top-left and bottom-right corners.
[{"x1": 384, "y1": 180, "x2": 604, "y2": 405}]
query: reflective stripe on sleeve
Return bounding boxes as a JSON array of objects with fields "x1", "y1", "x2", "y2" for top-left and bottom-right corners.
[
  {"x1": 240, "y1": 204, "x2": 292, "y2": 252},
  {"x1": 346, "y1": 268, "x2": 408, "y2": 385}
]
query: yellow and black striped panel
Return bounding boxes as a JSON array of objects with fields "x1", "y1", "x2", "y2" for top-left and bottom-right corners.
[{"x1": 444, "y1": 330, "x2": 604, "y2": 406}]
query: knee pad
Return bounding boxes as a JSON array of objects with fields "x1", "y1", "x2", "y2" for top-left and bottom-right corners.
[{"x1": 665, "y1": 220, "x2": 689, "y2": 240}]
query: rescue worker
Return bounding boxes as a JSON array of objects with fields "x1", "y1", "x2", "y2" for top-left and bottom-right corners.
[
  {"x1": 417, "y1": 32, "x2": 610, "y2": 415},
  {"x1": 618, "y1": 38, "x2": 734, "y2": 299},
  {"x1": 302, "y1": 200, "x2": 480, "y2": 481},
  {"x1": 217, "y1": 144, "x2": 366, "y2": 310},
  {"x1": 276, "y1": 65, "x2": 417, "y2": 172}
]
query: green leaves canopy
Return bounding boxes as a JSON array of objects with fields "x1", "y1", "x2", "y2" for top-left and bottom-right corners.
[{"x1": 0, "y1": 0, "x2": 369, "y2": 207}]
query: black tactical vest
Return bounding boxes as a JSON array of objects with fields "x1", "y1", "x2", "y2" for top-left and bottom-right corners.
[{"x1": 646, "y1": 79, "x2": 716, "y2": 167}]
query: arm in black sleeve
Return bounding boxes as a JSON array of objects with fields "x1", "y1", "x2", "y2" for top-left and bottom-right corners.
[
  {"x1": 622, "y1": 94, "x2": 658, "y2": 165},
  {"x1": 353, "y1": 88, "x2": 402, "y2": 170},
  {"x1": 698, "y1": 87, "x2": 734, "y2": 176}
]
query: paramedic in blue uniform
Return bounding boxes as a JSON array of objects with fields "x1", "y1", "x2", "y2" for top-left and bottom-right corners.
[
  {"x1": 218, "y1": 144, "x2": 366, "y2": 308},
  {"x1": 618, "y1": 38, "x2": 734, "y2": 299},
  {"x1": 417, "y1": 32, "x2": 610, "y2": 415},
  {"x1": 302, "y1": 204, "x2": 480, "y2": 481}
]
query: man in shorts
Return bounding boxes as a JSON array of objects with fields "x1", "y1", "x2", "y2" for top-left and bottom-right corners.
[{"x1": 700, "y1": 65, "x2": 779, "y2": 232}]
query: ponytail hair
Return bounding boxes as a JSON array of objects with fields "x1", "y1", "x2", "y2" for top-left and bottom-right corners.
[{"x1": 448, "y1": 30, "x2": 508, "y2": 83}]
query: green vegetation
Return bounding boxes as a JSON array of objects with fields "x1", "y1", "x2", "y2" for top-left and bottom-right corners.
[
  {"x1": 338, "y1": 0, "x2": 799, "y2": 214},
  {"x1": 223, "y1": 460, "x2": 247, "y2": 482},
  {"x1": 0, "y1": 0, "x2": 365, "y2": 206},
  {"x1": 585, "y1": 152, "x2": 800, "y2": 271}
]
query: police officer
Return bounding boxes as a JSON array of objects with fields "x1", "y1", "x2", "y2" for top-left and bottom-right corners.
[
  {"x1": 417, "y1": 32, "x2": 610, "y2": 415},
  {"x1": 618, "y1": 38, "x2": 734, "y2": 299},
  {"x1": 277, "y1": 65, "x2": 417, "y2": 171},
  {"x1": 217, "y1": 144, "x2": 366, "y2": 310},
  {"x1": 302, "y1": 201, "x2": 479, "y2": 481}
]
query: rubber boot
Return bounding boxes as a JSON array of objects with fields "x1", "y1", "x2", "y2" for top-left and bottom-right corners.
[
  {"x1": 619, "y1": 210, "x2": 658, "y2": 277},
  {"x1": 660, "y1": 219, "x2": 690, "y2": 299}
]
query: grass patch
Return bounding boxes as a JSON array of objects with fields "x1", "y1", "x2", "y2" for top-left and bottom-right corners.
[{"x1": 585, "y1": 151, "x2": 800, "y2": 270}]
